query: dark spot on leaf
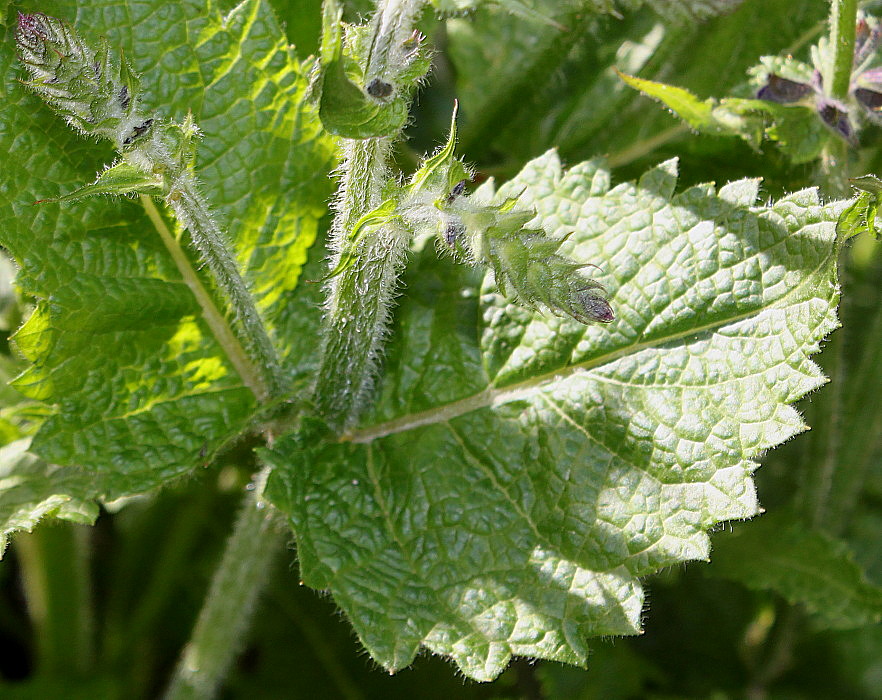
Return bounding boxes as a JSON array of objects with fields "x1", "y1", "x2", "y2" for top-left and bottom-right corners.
[{"x1": 118, "y1": 85, "x2": 130, "y2": 110}]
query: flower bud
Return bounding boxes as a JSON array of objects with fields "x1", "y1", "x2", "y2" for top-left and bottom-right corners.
[{"x1": 16, "y1": 13, "x2": 143, "y2": 148}]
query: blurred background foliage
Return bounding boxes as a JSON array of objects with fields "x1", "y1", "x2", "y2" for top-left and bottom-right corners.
[{"x1": 2, "y1": 0, "x2": 882, "y2": 697}]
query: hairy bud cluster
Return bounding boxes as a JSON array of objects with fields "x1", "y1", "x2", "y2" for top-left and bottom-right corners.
[
  {"x1": 16, "y1": 13, "x2": 151, "y2": 150},
  {"x1": 398, "y1": 109, "x2": 614, "y2": 325},
  {"x1": 462, "y1": 215, "x2": 615, "y2": 324}
]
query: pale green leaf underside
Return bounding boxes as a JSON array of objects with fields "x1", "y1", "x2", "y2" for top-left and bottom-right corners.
[
  {"x1": 709, "y1": 511, "x2": 882, "y2": 630},
  {"x1": 266, "y1": 152, "x2": 841, "y2": 680},
  {"x1": 0, "y1": 439, "x2": 103, "y2": 556},
  {"x1": 0, "y1": 0, "x2": 333, "y2": 497}
]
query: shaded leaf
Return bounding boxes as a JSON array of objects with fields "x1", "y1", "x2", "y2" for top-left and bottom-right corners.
[{"x1": 708, "y1": 511, "x2": 882, "y2": 630}]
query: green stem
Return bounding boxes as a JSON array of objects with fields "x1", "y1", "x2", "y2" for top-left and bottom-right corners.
[
  {"x1": 827, "y1": 0, "x2": 858, "y2": 101},
  {"x1": 818, "y1": 0, "x2": 858, "y2": 195},
  {"x1": 15, "y1": 523, "x2": 94, "y2": 677},
  {"x1": 312, "y1": 138, "x2": 406, "y2": 427},
  {"x1": 103, "y1": 483, "x2": 215, "y2": 680},
  {"x1": 607, "y1": 124, "x2": 689, "y2": 169},
  {"x1": 821, "y1": 138, "x2": 851, "y2": 197},
  {"x1": 163, "y1": 468, "x2": 286, "y2": 700},
  {"x1": 820, "y1": 271, "x2": 882, "y2": 534},
  {"x1": 312, "y1": 0, "x2": 428, "y2": 429}
]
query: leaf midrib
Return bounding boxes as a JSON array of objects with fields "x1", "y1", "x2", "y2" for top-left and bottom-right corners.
[{"x1": 350, "y1": 238, "x2": 835, "y2": 444}]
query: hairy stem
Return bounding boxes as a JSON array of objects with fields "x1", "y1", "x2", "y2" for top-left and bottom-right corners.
[
  {"x1": 168, "y1": 183, "x2": 283, "y2": 399},
  {"x1": 800, "y1": 321, "x2": 846, "y2": 526},
  {"x1": 827, "y1": 0, "x2": 858, "y2": 101},
  {"x1": 141, "y1": 197, "x2": 266, "y2": 399},
  {"x1": 131, "y1": 141, "x2": 282, "y2": 398},
  {"x1": 163, "y1": 468, "x2": 286, "y2": 700},
  {"x1": 312, "y1": 139, "x2": 406, "y2": 427},
  {"x1": 312, "y1": 0, "x2": 428, "y2": 429}
]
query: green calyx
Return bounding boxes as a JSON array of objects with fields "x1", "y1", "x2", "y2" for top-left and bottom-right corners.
[{"x1": 315, "y1": 0, "x2": 431, "y2": 139}]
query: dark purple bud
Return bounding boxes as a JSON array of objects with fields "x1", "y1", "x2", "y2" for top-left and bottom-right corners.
[
  {"x1": 756, "y1": 74, "x2": 813, "y2": 103},
  {"x1": 445, "y1": 218, "x2": 464, "y2": 247},
  {"x1": 854, "y1": 86, "x2": 882, "y2": 124},
  {"x1": 122, "y1": 118, "x2": 153, "y2": 145},
  {"x1": 559, "y1": 275, "x2": 614, "y2": 324},
  {"x1": 817, "y1": 97, "x2": 855, "y2": 143},
  {"x1": 445, "y1": 179, "x2": 467, "y2": 205},
  {"x1": 16, "y1": 12, "x2": 48, "y2": 45},
  {"x1": 855, "y1": 87, "x2": 882, "y2": 110},
  {"x1": 570, "y1": 290, "x2": 614, "y2": 324}
]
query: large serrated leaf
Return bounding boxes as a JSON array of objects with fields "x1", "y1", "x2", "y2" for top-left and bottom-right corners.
[
  {"x1": 0, "y1": 1, "x2": 334, "y2": 498},
  {"x1": 265, "y1": 152, "x2": 843, "y2": 680}
]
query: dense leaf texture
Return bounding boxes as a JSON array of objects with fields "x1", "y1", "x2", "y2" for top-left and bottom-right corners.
[
  {"x1": 0, "y1": 1, "x2": 333, "y2": 499},
  {"x1": 266, "y1": 153, "x2": 841, "y2": 680}
]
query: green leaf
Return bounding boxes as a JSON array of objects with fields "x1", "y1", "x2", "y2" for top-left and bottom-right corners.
[
  {"x1": 0, "y1": 439, "x2": 104, "y2": 556},
  {"x1": 708, "y1": 511, "x2": 882, "y2": 630},
  {"x1": 837, "y1": 175, "x2": 882, "y2": 241},
  {"x1": 38, "y1": 161, "x2": 164, "y2": 203},
  {"x1": 0, "y1": 0, "x2": 334, "y2": 496},
  {"x1": 619, "y1": 71, "x2": 829, "y2": 163},
  {"x1": 265, "y1": 152, "x2": 843, "y2": 679},
  {"x1": 444, "y1": 0, "x2": 827, "y2": 171}
]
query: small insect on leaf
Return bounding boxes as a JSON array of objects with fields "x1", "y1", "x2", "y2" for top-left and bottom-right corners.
[
  {"x1": 122, "y1": 118, "x2": 153, "y2": 145},
  {"x1": 445, "y1": 179, "x2": 467, "y2": 205},
  {"x1": 366, "y1": 78, "x2": 393, "y2": 99}
]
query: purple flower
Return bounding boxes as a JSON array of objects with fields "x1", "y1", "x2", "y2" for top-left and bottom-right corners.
[{"x1": 756, "y1": 17, "x2": 882, "y2": 143}]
